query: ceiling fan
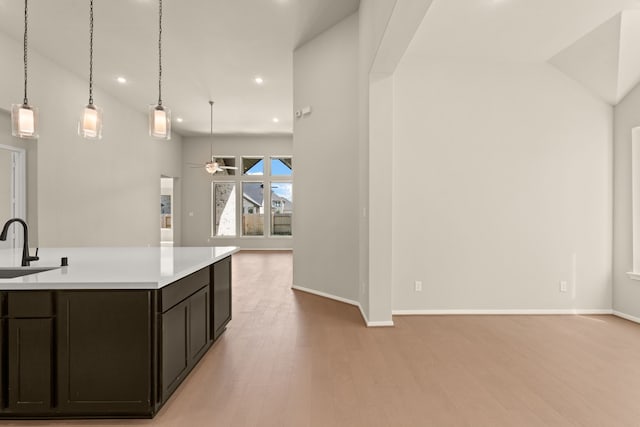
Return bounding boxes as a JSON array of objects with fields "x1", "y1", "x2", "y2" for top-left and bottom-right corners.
[{"x1": 187, "y1": 101, "x2": 238, "y2": 175}]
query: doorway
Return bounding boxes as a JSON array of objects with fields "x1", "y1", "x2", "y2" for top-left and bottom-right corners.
[
  {"x1": 0, "y1": 144, "x2": 26, "y2": 250},
  {"x1": 160, "y1": 176, "x2": 174, "y2": 247}
]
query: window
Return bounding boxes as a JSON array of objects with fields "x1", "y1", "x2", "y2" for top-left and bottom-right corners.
[
  {"x1": 242, "y1": 157, "x2": 264, "y2": 176},
  {"x1": 271, "y1": 182, "x2": 292, "y2": 236},
  {"x1": 270, "y1": 157, "x2": 292, "y2": 176},
  {"x1": 216, "y1": 157, "x2": 236, "y2": 176},
  {"x1": 242, "y1": 182, "x2": 264, "y2": 236},
  {"x1": 212, "y1": 182, "x2": 236, "y2": 237},
  {"x1": 212, "y1": 155, "x2": 292, "y2": 239}
]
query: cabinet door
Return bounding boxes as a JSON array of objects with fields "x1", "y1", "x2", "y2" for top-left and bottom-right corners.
[
  {"x1": 212, "y1": 256, "x2": 232, "y2": 340},
  {"x1": 161, "y1": 299, "x2": 189, "y2": 401},
  {"x1": 7, "y1": 318, "x2": 53, "y2": 413},
  {"x1": 189, "y1": 286, "x2": 210, "y2": 363},
  {"x1": 57, "y1": 291, "x2": 153, "y2": 416}
]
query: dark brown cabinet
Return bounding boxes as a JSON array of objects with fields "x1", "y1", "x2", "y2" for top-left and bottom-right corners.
[
  {"x1": 56, "y1": 291, "x2": 153, "y2": 416},
  {"x1": 7, "y1": 318, "x2": 53, "y2": 413},
  {"x1": 5, "y1": 291, "x2": 54, "y2": 414},
  {"x1": 212, "y1": 255, "x2": 232, "y2": 340},
  {"x1": 0, "y1": 256, "x2": 232, "y2": 419},
  {"x1": 161, "y1": 298, "x2": 189, "y2": 402},
  {"x1": 160, "y1": 269, "x2": 211, "y2": 402}
]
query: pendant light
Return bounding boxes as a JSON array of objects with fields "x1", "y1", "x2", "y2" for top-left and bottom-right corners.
[
  {"x1": 11, "y1": 0, "x2": 38, "y2": 139},
  {"x1": 79, "y1": 0, "x2": 102, "y2": 140},
  {"x1": 149, "y1": 0, "x2": 171, "y2": 140}
]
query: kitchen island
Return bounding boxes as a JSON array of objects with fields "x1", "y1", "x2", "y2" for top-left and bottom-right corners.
[{"x1": 0, "y1": 246, "x2": 238, "y2": 419}]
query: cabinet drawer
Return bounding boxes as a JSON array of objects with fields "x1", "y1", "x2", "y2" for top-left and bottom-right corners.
[
  {"x1": 7, "y1": 291, "x2": 53, "y2": 317},
  {"x1": 160, "y1": 267, "x2": 209, "y2": 312}
]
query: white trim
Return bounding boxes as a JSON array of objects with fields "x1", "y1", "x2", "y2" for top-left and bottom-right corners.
[
  {"x1": 632, "y1": 128, "x2": 640, "y2": 273},
  {"x1": 626, "y1": 272, "x2": 640, "y2": 281},
  {"x1": 367, "y1": 320, "x2": 395, "y2": 327},
  {"x1": 292, "y1": 285, "x2": 359, "y2": 306},
  {"x1": 0, "y1": 144, "x2": 26, "y2": 250},
  {"x1": 291, "y1": 285, "x2": 394, "y2": 327},
  {"x1": 392, "y1": 309, "x2": 613, "y2": 315},
  {"x1": 236, "y1": 248, "x2": 292, "y2": 251},
  {"x1": 613, "y1": 310, "x2": 640, "y2": 324}
]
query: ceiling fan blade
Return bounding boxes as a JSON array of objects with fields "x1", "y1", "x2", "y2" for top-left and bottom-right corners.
[{"x1": 219, "y1": 166, "x2": 238, "y2": 170}]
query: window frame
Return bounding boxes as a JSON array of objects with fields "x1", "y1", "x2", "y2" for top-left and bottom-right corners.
[{"x1": 210, "y1": 154, "x2": 293, "y2": 240}]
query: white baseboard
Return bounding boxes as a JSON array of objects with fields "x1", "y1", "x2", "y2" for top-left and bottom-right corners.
[
  {"x1": 291, "y1": 285, "x2": 394, "y2": 327},
  {"x1": 393, "y1": 309, "x2": 613, "y2": 315},
  {"x1": 366, "y1": 320, "x2": 395, "y2": 327},
  {"x1": 613, "y1": 310, "x2": 640, "y2": 324},
  {"x1": 292, "y1": 285, "x2": 360, "y2": 306}
]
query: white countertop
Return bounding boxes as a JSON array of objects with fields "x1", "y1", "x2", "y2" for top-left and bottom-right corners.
[{"x1": 0, "y1": 246, "x2": 239, "y2": 290}]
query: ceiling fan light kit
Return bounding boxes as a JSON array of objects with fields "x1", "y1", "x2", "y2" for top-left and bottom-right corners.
[
  {"x1": 11, "y1": 0, "x2": 39, "y2": 139},
  {"x1": 193, "y1": 100, "x2": 238, "y2": 175}
]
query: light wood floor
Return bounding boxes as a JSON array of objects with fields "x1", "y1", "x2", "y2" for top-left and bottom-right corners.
[{"x1": 5, "y1": 250, "x2": 640, "y2": 427}]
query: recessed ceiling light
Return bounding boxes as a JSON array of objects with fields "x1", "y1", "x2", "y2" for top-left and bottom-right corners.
[
  {"x1": 176, "y1": 117, "x2": 184, "y2": 123},
  {"x1": 272, "y1": 117, "x2": 279, "y2": 123},
  {"x1": 254, "y1": 76, "x2": 264, "y2": 85},
  {"x1": 116, "y1": 76, "x2": 127, "y2": 84}
]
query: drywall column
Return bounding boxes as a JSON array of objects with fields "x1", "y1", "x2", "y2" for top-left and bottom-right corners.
[{"x1": 368, "y1": 73, "x2": 394, "y2": 325}]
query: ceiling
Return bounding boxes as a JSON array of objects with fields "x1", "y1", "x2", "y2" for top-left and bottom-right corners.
[
  {"x1": 0, "y1": 0, "x2": 359, "y2": 136},
  {"x1": 405, "y1": 0, "x2": 640, "y2": 104}
]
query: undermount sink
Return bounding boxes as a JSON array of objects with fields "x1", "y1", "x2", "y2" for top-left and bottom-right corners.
[{"x1": 0, "y1": 267, "x2": 60, "y2": 279}]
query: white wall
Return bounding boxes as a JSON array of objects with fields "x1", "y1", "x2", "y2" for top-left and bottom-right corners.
[
  {"x1": 0, "y1": 32, "x2": 183, "y2": 247},
  {"x1": 293, "y1": 13, "x2": 360, "y2": 301},
  {"x1": 181, "y1": 134, "x2": 292, "y2": 249},
  {"x1": 613, "y1": 81, "x2": 640, "y2": 318},
  {"x1": 392, "y1": 57, "x2": 613, "y2": 312}
]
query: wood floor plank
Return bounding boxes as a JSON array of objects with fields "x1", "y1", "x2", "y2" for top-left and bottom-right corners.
[{"x1": 5, "y1": 250, "x2": 640, "y2": 426}]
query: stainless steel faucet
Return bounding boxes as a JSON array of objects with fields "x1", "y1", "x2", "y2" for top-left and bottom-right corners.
[{"x1": 0, "y1": 218, "x2": 39, "y2": 266}]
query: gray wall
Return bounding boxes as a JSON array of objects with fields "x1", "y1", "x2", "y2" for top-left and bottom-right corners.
[
  {"x1": 392, "y1": 57, "x2": 613, "y2": 312},
  {"x1": 613, "y1": 80, "x2": 640, "y2": 318},
  {"x1": 293, "y1": 13, "x2": 360, "y2": 302},
  {"x1": 181, "y1": 134, "x2": 293, "y2": 249},
  {"x1": 0, "y1": 32, "x2": 183, "y2": 248}
]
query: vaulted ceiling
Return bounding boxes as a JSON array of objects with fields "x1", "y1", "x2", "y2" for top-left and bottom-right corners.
[
  {"x1": 1, "y1": 0, "x2": 639, "y2": 138},
  {"x1": 406, "y1": 0, "x2": 640, "y2": 105},
  {"x1": 0, "y1": 0, "x2": 359, "y2": 136}
]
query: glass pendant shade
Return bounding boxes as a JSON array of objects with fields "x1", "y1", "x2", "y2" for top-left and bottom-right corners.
[
  {"x1": 205, "y1": 161, "x2": 217, "y2": 174},
  {"x1": 11, "y1": 103, "x2": 38, "y2": 139},
  {"x1": 79, "y1": 104, "x2": 103, "y2": 140},
  {"x1": 149, "y1": 105, "x2": 171, "y2": 139}
]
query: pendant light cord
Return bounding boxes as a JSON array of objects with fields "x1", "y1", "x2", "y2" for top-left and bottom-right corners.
[
  {"x1": 22, "y1": 0, "x2": 28, "y2": 105},
  {"x1": 157, "y1": 0, "x2": 163, "y2": 106},
  {"x1": 88, "y1": 0, "x2": 94, "y2": 106},
  {"x1": 210, "y1": 101, "x2": 214, "y2": 159}
]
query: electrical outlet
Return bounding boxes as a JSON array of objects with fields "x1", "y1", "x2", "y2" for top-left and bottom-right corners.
[
  {"x1": 415, "y1": 281, "x2": 423, "y2": 292},
  {"x1": 559, "y1": 281, "x2": 568, "y2": 293}
]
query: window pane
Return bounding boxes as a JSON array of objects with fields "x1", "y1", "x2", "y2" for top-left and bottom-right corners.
[
  {"x1": 213, "y1": 182, "x2": 236, "y2": 237},
  {"x1": 271, "y1": 182, "x2": 292, "y2": 236},
  {"x1": 242, "y1": 182, "x2": 264, "y2": 236},
  {"x1": 270, "y1": 157, "x2": 292, "y2": 176},
  {"x1": 242, "y1": 157, "x2": 264, "y2": 175},
  {"x1": 214, "y1": 157, "x2": 237, "y2": 176}
]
